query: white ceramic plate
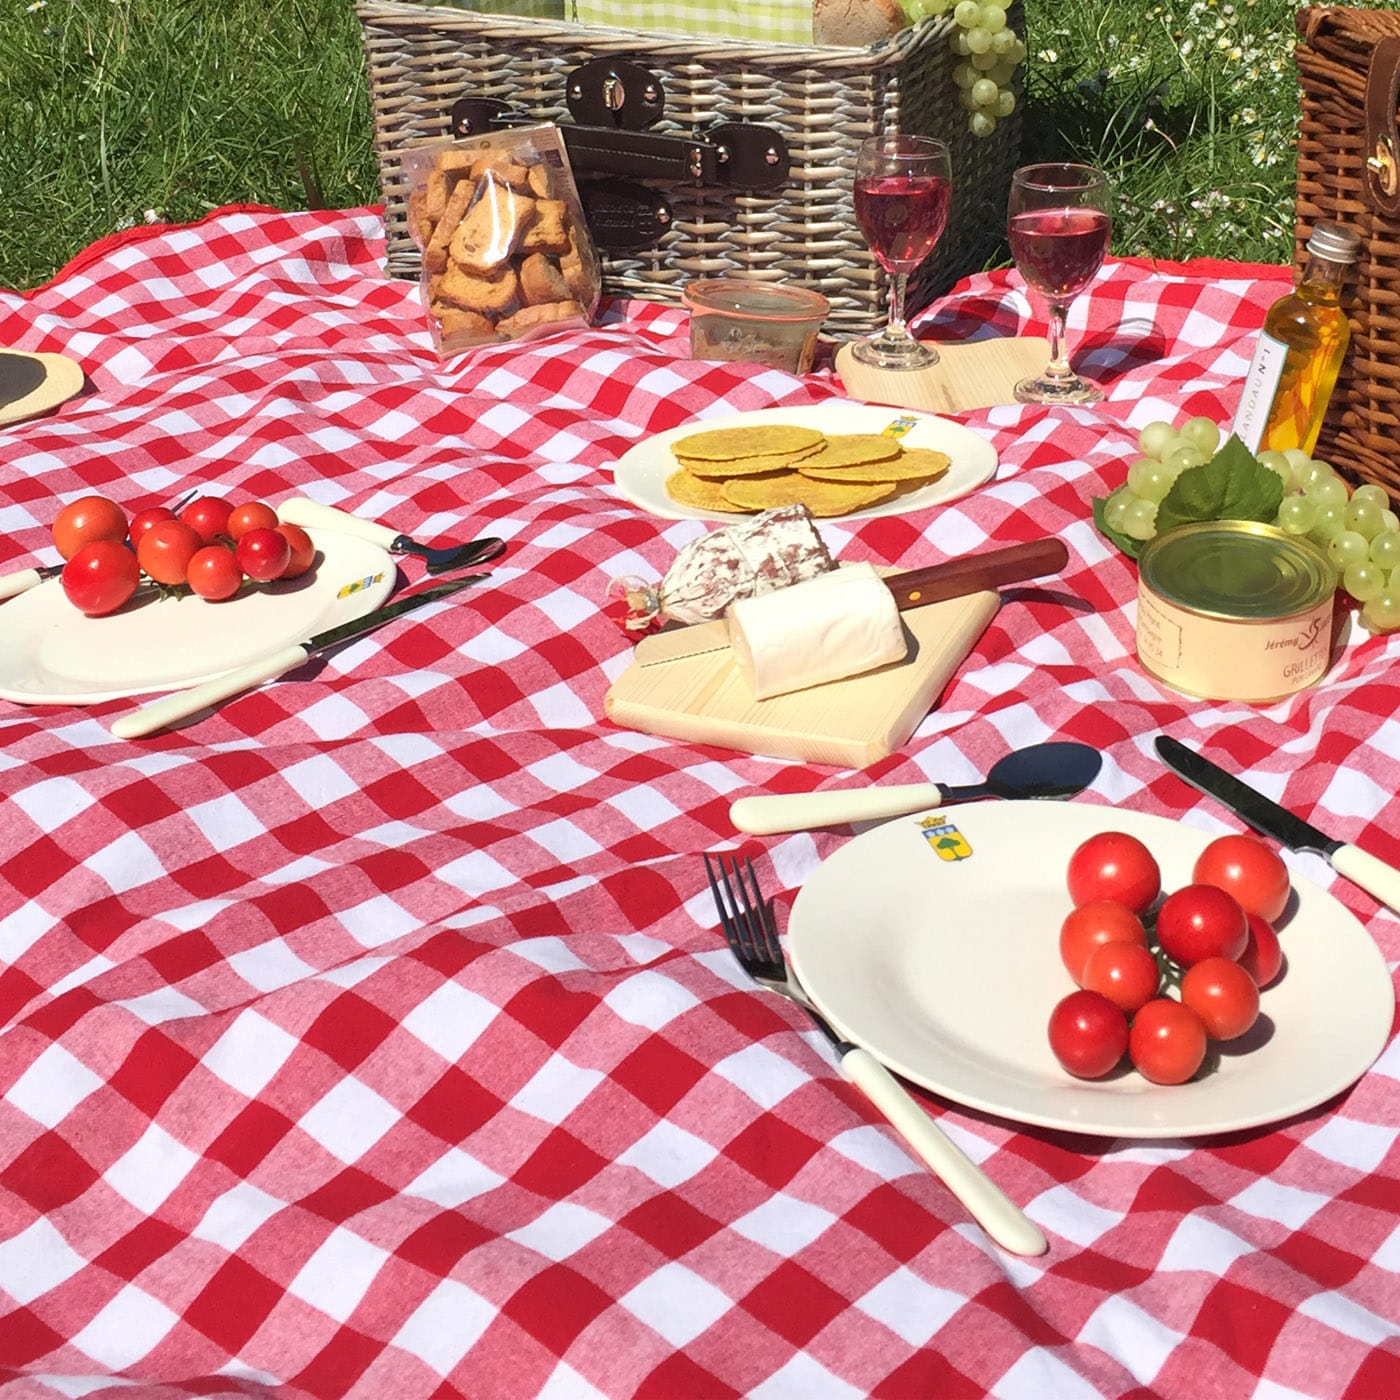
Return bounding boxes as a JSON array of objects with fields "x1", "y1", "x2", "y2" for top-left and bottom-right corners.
[
  {"x1": 787, "y1": 801, "x2": 1394, "y2": 1139},
  {"x1": 0, "y1": 528, "x2": 395, "y2": 705},
  {"x1": 612, "y1": 401, "x2": 998, "y2": 522}
]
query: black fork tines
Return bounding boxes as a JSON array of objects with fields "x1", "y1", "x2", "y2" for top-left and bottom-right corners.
[{"x1": 705, "y1": 853, "x2": 782, "y2": 975}]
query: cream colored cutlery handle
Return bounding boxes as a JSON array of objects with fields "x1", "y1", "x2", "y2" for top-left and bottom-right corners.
[
  {"x1": 1330, "y1": 844, "x2": 1400, "y2": 917},
  {"x1": 278, "y1": 497, "x2": 398, "y2": 550},
  {"x1": 0, "y1": 568, "x2": 42, "y2": 601},
  {"x1": 111, "y1": 643, "x2": 311, "y2": 739},
  {"x1": 838, "y1": 1046, "x2": 1047, "y2": 1257},
  {"x1": 730, "y1": 784, "x2": 947, "y2": 835}
]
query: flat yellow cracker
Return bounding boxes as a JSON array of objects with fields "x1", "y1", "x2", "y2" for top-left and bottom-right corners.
[
  {"x1": 671, "y1": 424, "x2": 825, "y2": 462},
  {"x1": 675, "y1": 443, "x2": 821, "y2": 478},
  {"x1": 800, "y1": 448, "x2": 952, "y2": 483},
  {"x1": 664, "y1": 468, "x2": 751, "y2": 512},
  {"x1": 793, "y1": 434, "x2": 904, "y2": 470},
  {"x1": 721, "y1": 474, "x2": 896, "y2": 517}
]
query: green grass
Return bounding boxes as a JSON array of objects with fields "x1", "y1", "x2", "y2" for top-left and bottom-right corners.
[{"x1": 0, "y1": 0, "x2": 1391, "y2": 291}]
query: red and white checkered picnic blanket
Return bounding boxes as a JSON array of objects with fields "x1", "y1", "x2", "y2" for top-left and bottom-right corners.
[{"x1": 1, "y1": 206, "x2": 1397, "y2": 1398}]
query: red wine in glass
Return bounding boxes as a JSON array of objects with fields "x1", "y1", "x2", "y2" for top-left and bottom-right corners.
[
  {"x1": 1007, "y1": 164, "x2": 1112, "y2": 405},
  {"x1": 852, "y1": 135, "x2": 952, "y2": 370}
]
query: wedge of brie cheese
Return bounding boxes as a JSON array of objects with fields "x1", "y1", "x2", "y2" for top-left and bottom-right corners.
[{"x1": 726, "y1": 561, "x2": 908, "y2": 700}]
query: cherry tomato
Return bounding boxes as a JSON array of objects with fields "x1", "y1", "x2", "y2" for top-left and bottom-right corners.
[
  {"x1": 1047, "y1": 990, "x2": 1129, "y2": 1079},
  {"x1": 1059, "y1": 900, "x2": 1149, "y2": 985},
  {"x1": 1155, "y1": 884, "x2": 1248, "y2": 967},
  {"x1": 136, "y1": 519, "x2": 203, "y2": 586},
  {"x1": 52, "y1": 496, "x2": 129, "y2": 561},
  {"x1": 1239, "y1": 911, "x2": 1284, "y2": 988},
  {"x1": 1081, "y1": 940, "x2": 1161, "y2": 1014},
  {"x1": 1128, "y1": 998, "x2": 1208, "y2": 1085},
  {"x1": 1192, "y1": 833, "x2": 1291, "y2": 924},
  {"x1": 128, "y1": 506, "x2": 176, "y2": 551},
  {"x1": 181, "y1": 496, "x2": 234, "y2": 546},
  {"x1": 274, "y1": 523, "x2": 315, "y2": 579},
  {"x1": 1066, "y1": 831, "x2": 1161, "y2": 914},
  {"x1": 1181, "y1": 956, "x2": 1261, "y2": 1040},
  {"x1": 235, "y1": 526, "x2": 291, "y2": 582},
  {"x1": 186, "y1": 544, "x2": 244, "y2": 601},
  {"x1": 227, "y1": 501, "x2": 279, "y2": 541},
  {"x1": 61, "y1": 540, "x2": 140, "y2": 616}
]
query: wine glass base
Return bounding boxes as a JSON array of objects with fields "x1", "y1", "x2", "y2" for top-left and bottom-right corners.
[
  {"x1": 851, "y1": 334, "x2": 939, "y2": 371},
  {"x1": 1013, "y1": 374, "x2": 1104, "y2": 406}
]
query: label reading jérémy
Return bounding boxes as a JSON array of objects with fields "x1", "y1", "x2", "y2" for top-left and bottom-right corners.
[{"x1": 1231, "y1": 332, "x2": 1289, "y2": 452}]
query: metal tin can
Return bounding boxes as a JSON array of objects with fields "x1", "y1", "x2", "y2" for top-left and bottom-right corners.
[{"x1": 1136, "y1": 521, "x2": 1337, "y2": 702}]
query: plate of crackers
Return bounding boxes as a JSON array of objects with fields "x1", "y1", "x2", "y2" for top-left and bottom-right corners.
[{"x1": 613, "y1": 402, "x2": 998, "y2": 521}]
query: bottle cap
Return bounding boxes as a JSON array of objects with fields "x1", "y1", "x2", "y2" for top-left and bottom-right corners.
[{"x1": 1306, "y1": 221, "x2": 1361, "y2": 263}]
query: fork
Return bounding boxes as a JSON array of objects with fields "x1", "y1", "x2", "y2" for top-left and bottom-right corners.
[{"x1": 705, "y1": 853, "x2": 1048, "y2": 1257}]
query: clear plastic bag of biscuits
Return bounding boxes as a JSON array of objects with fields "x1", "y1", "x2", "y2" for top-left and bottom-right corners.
[{"x1": 402, "y1": 124, "x2": 603, "y2": 357}]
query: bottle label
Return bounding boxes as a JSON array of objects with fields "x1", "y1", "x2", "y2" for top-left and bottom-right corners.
[{"x1": 1232, "y1": 332, "x2": 1289, "y2": 453}]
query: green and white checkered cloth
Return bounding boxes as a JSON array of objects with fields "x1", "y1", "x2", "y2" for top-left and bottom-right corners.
[
  {"x1": 573, "y1": 1, "x2": 813, "y2": 43},
  {"x1": 433, "y1": 1, "x2": 567, "y2": 17}
]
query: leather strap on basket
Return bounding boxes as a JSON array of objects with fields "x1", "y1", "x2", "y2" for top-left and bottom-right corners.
[{"x1": 1366, "y1": 35, "x2": 1400, "y2": 215}]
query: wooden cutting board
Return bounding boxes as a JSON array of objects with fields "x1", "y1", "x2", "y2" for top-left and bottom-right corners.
[
  {"x1": 835, "y1": 336, "x2": 1047, "y2": 415},
  {"x1": 604, "y1": 590, "x2": 998, "y2": 768}
]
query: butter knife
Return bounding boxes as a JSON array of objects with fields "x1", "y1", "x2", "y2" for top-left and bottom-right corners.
[{"x1": 1155, "y1": 736, "x2": 1400, "y2": 915}]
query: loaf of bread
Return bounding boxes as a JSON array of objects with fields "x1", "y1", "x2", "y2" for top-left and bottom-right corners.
[{"x1": 813, "y1": 0, "x2": 907, "y2": 47}]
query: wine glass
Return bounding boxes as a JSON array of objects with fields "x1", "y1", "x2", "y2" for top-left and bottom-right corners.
[
  {"x1": 852, "y1": 134, "x2": 952, "y2": 370},
  {"x1": 1007, "y1": 162, "x2": 1112, "y2": 404}
]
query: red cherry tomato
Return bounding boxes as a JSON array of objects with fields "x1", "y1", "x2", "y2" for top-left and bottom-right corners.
[
  {"x1": 1181, "y1": 957, "x2": 1261, "y2": 1041},
  {"x1": 1066, "y1": 831, "x2": 1161, "y2": 914},
  {"x1": 1081, "y1": 940, "x2": 1161, "y2": 1014},
  {"x1": 1059, "y1": 900, "x2": 1149, "y2": 985},
  {"x1": 1192, "y1": 833, "x2": 1291, "y2": 924},
  {"x1": 136, "y1": 519, "x2": 203, "y2": 586},
  {"x1": 52, "y1": 496, "x2": 129, "y2": 561},
  {"x1": 186, "y1": 544, "x2": 244, "y2": 601},
  {"x1": 1239, "y1": 912, "x2": 1284, "y2": 988},
  {"x1": 274, "y1": 523, "x2": 315, "y2": 579},
  {"x1": 128, "y1": 506, "x2": 176, "y2": 551},
  {"x1": 227, "y1": 501, "x2": 279, "y2": 541},
  {"x1": 235, "y1": 526, "x2": 291, "y2": 582},
  {"x1": 1047, "y1": 990, "x2": 1129, "y2": 1080},
  {"x1": 1128, "y1": 998, "x2": 1208, "y2": 1085},
  {"x1": 1155, "y1": 884, "x2": 1248, "y2": 967},
  {"x1": 61, "y1": 540, "x2": 140, "y2": 616},
  {"x1": 181, "y1": 496, "x2": 234, "y2": 546}
]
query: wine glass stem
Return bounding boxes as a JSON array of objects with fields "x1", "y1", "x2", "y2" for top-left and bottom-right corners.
[
  {"x1": 1045, "y1": 301, "x2": 1073, "y2": 380},
  {"x1": 886, "y1": 272, "x2": 911, "y2": 341}
]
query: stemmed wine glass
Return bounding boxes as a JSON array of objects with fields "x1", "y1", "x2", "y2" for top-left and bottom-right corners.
[
  {"x1": 1007, "y1": 162, "x2": 1112, "y2": 404},
  {"x1": 852, "y1": 134, "x2": 952, "y2": 370}
]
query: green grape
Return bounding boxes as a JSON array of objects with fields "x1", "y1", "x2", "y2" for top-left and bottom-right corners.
[
  {"x1": 958, "y1": 88, "x2": 981, "y2": 111},
  {"x1": 994, "y1": 89, "x2": 1016, "y2": 117},
  {"x1": 1282, "y1": 448, "x2": 1312, "y2": 471},
  {"x1": 1104, "y1": 487, "x2": 1136, "y2": 533},
  {"x1": 968, "y1": 111, "x2": 997, "y2": 138},
  {"x1": 1351, "y1": 484, "x2": 1390, "y2": 512},
  {"x1": 1259, "y1": 458, "x2": 1291, "y2": 489},
  {"x1": 1309, "y1": 504, "x2": 1346, "y2": 542},
  {"x1": 991, "y1": 27, "x2": 1018, "y2": 55},
  {"x1": 981, "y1": 4, "x2": 1008, "y2": 32},
  {"x1": 1165, "y1": 444, "x2": 1206, "y2": 474},
  {"x1": 965, "y1": 27, "x2": 993, "y2": 53},
  {"x1": 971, "y1": 76, "x2": 999, "y2": 105},
  {"x1": 1276, "y1": 494, "x2": 1317, "y2": 535},
  {"x1": 1369, "y1": 529, "x2": 1400, "y2": 571},
  {"x1": 1179, "y1": 416, "x2": 1221, "y2": 456},
  {"x1": 1138, "y1": 421, "x2": 1177, "y2": 460},
  {"x1": 949, "y1": 30, "x2": 971, "y2": 55},
  {"x1": 954, "y1": 0, "x2": 983, "y2": 24},
  {"x1": 1327, "y1": 529, "x2": 1370, "y2": 570},
  {"x1": 1379, "y1": 510, "x2": 1400, "y2": 537},
  {"x1": 1125, "y1": 456, "x2": 1157, "y2": 493},
  {"x1": 1121, "y1": 497, "x2": 1159, "y2": 541},
  {"x1": 1295, "y1": 459, "x2": 1337, "y2": 492},
  {"x1": 1360, "y1": 588, "x2": 1400, "y2": 632},
  {"x1": 1305, "y1": 475, "x2": 1348, "y2": 510},
  {"x1": 1344, "y1": 498, "x2": 1387, "y2": 541},
  {"x1": 953, "y1": 62, "x2": 977, "y2": 88},
  {"x1": 970, "y1": 49, "x2": 1000, "y2": 70},
  {"x1": 1344, "y1": 562, "x2": 1385, "y2": 602},
  {"x1": 1138, "y1": 463, "x2": 1178, "y2": 504}
]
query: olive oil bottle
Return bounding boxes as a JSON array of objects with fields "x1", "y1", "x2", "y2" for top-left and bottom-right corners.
[{"x1": 1232, "y1": 222, "x2": 1360, "y2": 457}]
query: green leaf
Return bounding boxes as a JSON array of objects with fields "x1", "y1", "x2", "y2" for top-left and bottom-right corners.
[
  {"x1": 1092, "y1": 492, "x2": 1144, "y2": 560},
  {"x1": 1154, "y1": 435, "x2": 1285, "y2": 537}
]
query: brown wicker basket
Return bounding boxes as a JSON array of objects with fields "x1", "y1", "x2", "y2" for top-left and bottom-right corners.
[
  {"x1": 356, "y1": 1, "x2": 1022, "y2": 337},
  {"x1": 1294, "y1": 6, "x2": 1400, "y2": 499}
]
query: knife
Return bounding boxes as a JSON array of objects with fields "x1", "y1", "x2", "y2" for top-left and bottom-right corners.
[
  {"x1": 110, "y1": 572, "x2": 490, "y2": 740},
  {"x1": 635, "y1": 538, "x2": 1070, "y2": 667},
  {"x1": 0, "y1": 562, "x2": 61, "y2": 600},
  {"x1": 1155, "y1": 735, "x2": 1400, "y2": 916}
]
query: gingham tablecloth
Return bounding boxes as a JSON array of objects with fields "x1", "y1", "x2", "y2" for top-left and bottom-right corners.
[{"x1": 1, "y1": 207, "x2": 1397, "y2": 1400}]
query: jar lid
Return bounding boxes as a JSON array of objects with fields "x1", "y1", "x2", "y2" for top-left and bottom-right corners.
[
  {"x1": 682, "y1": 279, "x2": 830, "y2": 322},
  {"x1": 1139, "y1": 521, "x2": 1337, "y2": 620},
  {"x1": 1306, "y1": 221, "x2": 1361, "y2": 264}
]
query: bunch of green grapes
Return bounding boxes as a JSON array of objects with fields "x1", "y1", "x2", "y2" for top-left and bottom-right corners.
[
  {"x1": 899, "y1": 1, "x2": 1026, "y2": 137},
  {"x1": 1104, "y1": 419, "x2": 1400, "y2": 634}
]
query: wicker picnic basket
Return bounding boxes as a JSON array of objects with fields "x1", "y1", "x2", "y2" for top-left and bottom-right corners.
[
  {"x1": 355, "y1": 1, "x2": 1022, "y2": 337},
  {"x1": 1294, "y1": 5, "x2": 1400, "y2": 499}
]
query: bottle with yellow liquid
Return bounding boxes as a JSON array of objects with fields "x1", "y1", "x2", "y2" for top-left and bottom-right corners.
[{"x1": 1232, "y1": 221, "x2": 1360, "y2": 456}]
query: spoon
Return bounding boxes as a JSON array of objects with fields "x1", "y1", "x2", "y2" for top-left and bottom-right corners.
[
  {"x1": 729, "y1": 741, "x2": 1104, "y2": 835},
  {"x1": 278, "y1": 497, "x2": 507, "y2": 573}
]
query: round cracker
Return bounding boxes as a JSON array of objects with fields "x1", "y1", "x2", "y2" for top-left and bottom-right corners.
[
  {"x1": 664, "y1": 468, "x2": 750, "y2": 512},
  {"x1": 800, "y1": 447, "x2": 952, "y2": 483},
  {"x1": 676, "y1": 442, "x2": 821, "y2": 478},
  {"x1": 790, "y1": 433, "x2": 904, "y2": 470},
  {"x1": 671, "y1": 423, "x2": 825, "y2": 461},
  {"x1": 721, "y1": 473, "x2": 896, "y2": 517}
]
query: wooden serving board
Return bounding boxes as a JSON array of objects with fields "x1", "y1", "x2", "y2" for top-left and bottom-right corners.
[
  {"x1": 835, "y1": 336, "x2": 1047, "y2": 415},
  {"x1": 605, "y1": 590, "x2": 998, "y2": 768},
  {"x1": 0, "y1": 350, "x2": 84, "y2": 428}
]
